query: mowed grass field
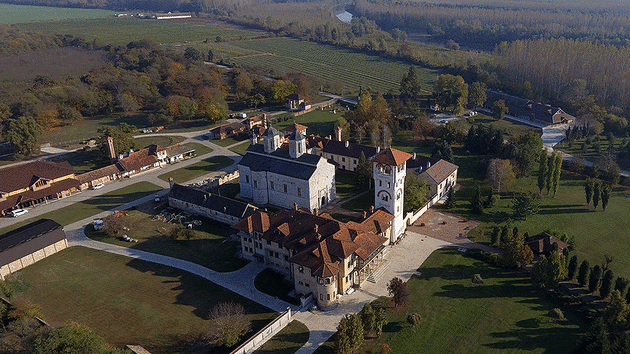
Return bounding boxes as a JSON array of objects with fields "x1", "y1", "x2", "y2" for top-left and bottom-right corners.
[
  {"x1": 158, "y1": 155, "x2": 234, "y2": 184},
  {"x1": 227, "y1": 37, "x2": 439, "y2": 94},
  {"x1": 12, "y1": 247, "x2": 276, "y2": 353},
  {"x1": 315, "y1": 248, "x2": 586, "y2": 354},
  {"x1": 19, "y1": 17, "x2": 261, "y2": 45},
  {"x1": 0, "y1": 3, "x2": 115, "y2": 23}
]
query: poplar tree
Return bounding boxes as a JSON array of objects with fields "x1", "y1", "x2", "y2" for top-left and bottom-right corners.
[
  {"x1": 537, "y1": 148, "x2": 548, "y2": 193},
  {"x1": 601, "y1": 183, "x2": 611, "y2": 210},
  {"x1": 578, "y1": 260, "x2": 590, "y2": 287},
  {"x1": 552, "y1": 152, "x2": 563, "y2": 196},
  {"x1": 545, "y1": 151, "x2": 556, "y2": 193},
  {"x1": 585, "y1": 178, "x2": 594, "y2": 205},
  {"x1": 593, "y1": 180, "x2": 601, "y2": 209}
]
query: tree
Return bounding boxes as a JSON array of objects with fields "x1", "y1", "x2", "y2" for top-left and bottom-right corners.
[
  {"x1": 596, "y1": 152, "x2": 621, "y2": 185},
  {"x1": 470, "y1": 185, "x2": 484, "y2": 214},
  {"x1": 404, "y1": 173, "x2": 430, "y2": 213},
  {"x1": 512, "y1": 191, "x2": 539, "y2": 219},
  {"x1": 184, "y1": 47, "x2": 202, "y2": 61},
  {"x1": 101, "y1": 213, "x2": 126, "y2": 237},
  {"x1": 576, "y1": 318, "x2": 611, "y2": 354},
  {"x1": 271, "y1": 80, "x2": 296, "y2": 103},
  {"x1": 374, "y1": 308, "x2": 387, "y2": 338},
  {"x1": 487, "y1": 158, "x2": 516, "y2": 193},
  {"x1": 612, "y1": 333, "x2": 630, "y2": 354},
  {"x1": 601, "y1": 269, "x2": 615, "y2": 299},
  {"x1": 502, "y1": 232, "x2": 533, "y2": 268},
  {"x1": 400, "y1": 66, "x2": 422, "y2": 100},
  {"x1": 98, "y1": 123, "x2": 137, "y2": 162},
  {"x1": 434, "y1": 74, "x2": 468, "y2": 113},
  {"x1": 601, "y1": 183, "x2": 611, "y2": 210},
  {"x1": 207, "y1": 49, "x2": 214, "y2": 62},
  {"x1": 356, "y1": 152, "x2": 372, "y2": 191},
  {"x1": 604, "y1": 290, "x2": 629, "y2": 333},
  {"x1": 568, "y1": 255, "x2": 579, "y2": 280},
  {"x1": 445, "y1": 190, "x2": 456, "y2": 209},
  {"x1": 578, "y1": 260, "x2": 590, "y2": 287},
  {"x1": 589, "y1": 265, "x2": 603, "y2": 293},
  {"x1": 546, "y1": 250, "x2": 567, "y2": 288},
  {"x1": 335, "y1": 315, "x2": 352, "y2": 354},
  {"x1": 6, "y1": 116, "x2": 42, "y2": 158},
  {"x1": 468, "y1": 81, "x2": 487, "y2": 108},
  {"x1": 348, "y1": 313, "x2": 364, "y2": 351},
  {"x1": 431, "y1": 140, "x2": 454, "y2": 163},
  {"x1": 491, "y1": 99, "x2": 508, "y2": 120},
  {"x1": 585, "y1": 177, "x2": 594, "y2": 205},
  {"x1": 490, "y1": 226, "x2": 500, "y2": 245},
  {"x1": 33, "y1": 322, "x2": 123, "y2": 354},
  {"x1": 512, "y1": 132, "x2": 543, "y2": 176},
  {"x1": 593, "y1": 180, "x2": 601, "y2": 209},
  {"x1": 387, "y1": 277, "x2": 409, "y2": 307},
  {"x1": 371, "y1": 92, "x2": 392, "y2": 126},
  {"x1": 537, "y1": 148, "x2": 548, "y2": 193},
  {"x1": 207, "y1": 302, "x2": 251, "y2": 348},
  {"x1": 531, "y1": 256, "x2": 549, "y2": 289},
  {"x1": 551, "y1": 152, "x2": 563, "y2": 196},
  {"x1": 360, "y1": 303, "x2": 376, "y2": 336},
  {"x1": 335, "y1": 116, "x2": 351, "y2": 141},
  {"x1": 615, "y1": 277, "x2": 630, "y2": 298}
]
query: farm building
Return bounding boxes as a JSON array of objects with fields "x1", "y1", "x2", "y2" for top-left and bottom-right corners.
[
  {"x1": 485, "y1": 90, "x2": 575, "y2": 125},
  {"x1": 526, "y1": 233, "x2": 570, "y2": 255},
  {"x1": 168, "y1": 183, "x2": 257, "y2": 225},
  {"x1": 0, "y1": 219, "x2": 68, "y2": 280},
  {"x1": 0, "y1": 161, "x2": 80, "y2": 216},
  {"x1": 77, "y1": 164, "x2": 123, "y2": 190},
  {"x1": 286, "y1": 94, "x2": 311, "y2": 111},
  {"x1": 209, "y1": 122, "x2": 248, "y2": 140}
]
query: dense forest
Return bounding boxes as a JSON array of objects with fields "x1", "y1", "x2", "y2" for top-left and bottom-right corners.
[{"x1": 352, "y1": 0, "x2": 630, "y2": 49}]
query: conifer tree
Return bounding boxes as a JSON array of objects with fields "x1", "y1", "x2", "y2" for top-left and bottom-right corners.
[{"x1": 537, "y1": 148, "x2": 548, "y2": 193}]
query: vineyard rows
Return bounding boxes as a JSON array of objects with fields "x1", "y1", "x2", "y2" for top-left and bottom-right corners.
[{"x1": 229, "y1": 37, "x2": 438, "y2": 94}]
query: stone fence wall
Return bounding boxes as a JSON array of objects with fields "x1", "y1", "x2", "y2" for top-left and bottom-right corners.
[{"x1": 230, "y1": 307, "x2": 292, "y2": 354}]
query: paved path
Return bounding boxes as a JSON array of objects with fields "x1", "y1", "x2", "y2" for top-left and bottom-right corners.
[{"x1": 0, "y1": 136, "x2": 242, "y2": 230}]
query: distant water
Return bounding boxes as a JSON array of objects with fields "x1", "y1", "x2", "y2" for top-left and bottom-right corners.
[{"x1": 336, "y1": 11, "x2": 353, "y2": 23}]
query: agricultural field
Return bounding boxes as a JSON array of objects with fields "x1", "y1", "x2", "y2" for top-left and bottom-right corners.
[
  {"x1": 0, "y1": 3, "x2": 115, "y2": 23},
  {"x1": 12, "y1": 247, "x2": 275, "y2": 353},
  {"x1": 19, "y1": 17, "x2": 261, "y2": 46},
  {"x1": 226, "y1": 37, "x2": 438, "y2": 94},
  {"x1": 0, "y1": 47, "x2": 106, "y2": 82},
  {"x1": 315, "y1": 248, "x2": 586, "y2": 354}
]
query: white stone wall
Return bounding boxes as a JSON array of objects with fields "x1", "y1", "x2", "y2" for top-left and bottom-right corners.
[
  {"x1": 0, "y1": 239, "x2": 67, "y2": 280},
  {"x1": 230, "y1": 308, "x2": 292, "y2": 354},
  {"x1": 168, "y1": 198, "x2": 239, "y2": 225}
]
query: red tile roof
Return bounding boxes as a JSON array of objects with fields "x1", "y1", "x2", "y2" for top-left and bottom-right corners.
[
  {"x1": 117, "y1": 149, "x2": 159, "y2": 172},
  {"x1": 371, "y1": 148, "x2": 412, "y2": 166},
  {"x1": 284, "y1": 123, "x2": 308, "y2": 134}
]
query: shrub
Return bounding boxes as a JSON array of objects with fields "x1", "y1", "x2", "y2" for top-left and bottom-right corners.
[
  {"x1": 407, "y1": 313, "x2": 422, "y2": 327},
  {"x1": 549, "y1": 308, "x2": 565, "y2": 320},
  {"x1": 471, "y1": 274, "x2": 484, "y2": 285}
]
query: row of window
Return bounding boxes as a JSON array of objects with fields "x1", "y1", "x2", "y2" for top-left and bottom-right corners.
[
  {"x1": 298, "y1": 280, "x2": 310, "y2": 288},
  {"x1": 246, "y1": 175, "x2": 303, "y2": 197}
]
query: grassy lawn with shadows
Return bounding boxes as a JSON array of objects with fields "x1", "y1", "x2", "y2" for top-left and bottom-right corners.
[
  {"x1": 315, "y1": 248, "x2": 586, "y2": 354},
  {"x1": 158, "y1": 156, "x2": 234, "y2": 184},
  {"x1": 12, "y1": 246, "x2": 275, "y2": 354},
  {"x1": 273, "y1": 105, "x2": 346, "y2": 137},
  {"x1": 0, "y1": 182, "x2": 162, "y2": 235},
  {"x1": 254, "y1": 268, "x2": 300, "y2": 305},
  {"x1": 230, "y1": 141, "x2": 252, "y2": 156},
  {"x1": 212, "y1": 135, "x2": 249, "y2": 147},
  {"x1": 134, "y1": 135, "x2": 185, "y2": 148},
  {"x1": 255, "y1": 320, "x2": 309, "y2": 354},
  {"x1": 47, "y1": 148, "x2": 106, "y2": 174},
  {"x1": 341, "y1": 190, "x2": 373, "y2": 212},
  {"x1": 335, "y1": 170, "x2": 364, "y2": 199},
  {"x1": 40, "y1": 113, "x2": 151, "y2": 145},
  {"x1": 85, "y1": 200, "x2": 248, "y2": 272}
]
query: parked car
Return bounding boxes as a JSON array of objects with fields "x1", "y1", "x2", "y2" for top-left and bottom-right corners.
[
  {"x1": 92, "y1": 183, "x2": 104, "y2": 190},
  {"x1": 11, "y1": 209, "x2": 28, "y2": 217}
]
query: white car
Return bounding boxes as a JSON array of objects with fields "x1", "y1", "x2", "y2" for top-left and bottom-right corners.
[
  {"x1": 10, "y1": 209, "x2": 28, "y2": 217},
  {"x1": 92, "y1": 183, "x2": 105, "y2": 190}
]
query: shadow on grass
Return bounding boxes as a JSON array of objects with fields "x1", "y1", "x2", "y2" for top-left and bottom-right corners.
[{"x1": 485, "y1": 324, "x2": 584, "y2": 353}]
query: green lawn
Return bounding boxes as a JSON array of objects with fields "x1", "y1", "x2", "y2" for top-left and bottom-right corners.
[
  {"x1": 254, "y1": 268, "x2": 300, "y2": 305},
  {"x1": 46, "y1": 148, "x2": 105, "y2": 174},
  {"x1": 184, "y1": 142, "x2": 213, "y2": 156},
  {"x1": 315, "y1": 248, "x2": 586, "y2": 354},
  {"x1": 41, "y1": 113, "x2": 151, "y2": 145},
  {"x1": 341, "y1": 190, "x2": 373, "y2": 212},
  {"x1": 134, "y1": 135, "x2": 185, "y2": 148},
  {"x1": 212, "y1": 135, "x2": 249, "y2": 147},
  {"x1": 555, "y1": 135, "x2": 630, "y2": 171},
  {"x1": 229, "y1": 141, "x2": 252, "y2": 156},
  {"x1": 274, "y1": 104, "x2": 347, "y2": 138},
  {"x1": 158, "y1": 155, "x2": 234, "y2": 184},
  {"x1": 12, "y1": 247, "x2": 275, "y2": 354},
  {"x1": 85, "y1": 201, "x2": 247, "y2": 272},
  {"x1": 0, "y1": 3, "x2": 115, "y2": 23},
  {"x1": 335, "y1": 170, "x2": 362, "y2": 199},
  {"x1": 255, "y1": 320, "x2": 309, "y2": 354},
  {"x1": 0, "y1": 182, "x2": 162, "y2": 235},
  {"x1": 19, "y1": 17, "x2": 261, "y2": 45}
]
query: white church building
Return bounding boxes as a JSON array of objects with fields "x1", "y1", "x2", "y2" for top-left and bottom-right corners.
[{"x1": 238, "y1": 126, "x2": 337, "y2": 211}]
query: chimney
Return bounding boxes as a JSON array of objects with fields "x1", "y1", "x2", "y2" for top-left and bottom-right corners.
[
  {"x1": 314, "y1": 224, "x2": 321, "y2": 241},
  {"x1": 370, "y1": 205, "x2": 374, "y2": 214},
  {"x1": 413, "y1": 152, "x2": 417, "y2": 159},
  {"x1": 376, "y1": 146, "x2": 380, "y2": 153},
  {"x1": 344, "y1": 141, "x2": 349, "y2": 148},
  {"x1": 335, "y1": 126, "x2": 343, "y2": 141},
  {"x1": 168, "y1": 177, "x2": 174, "y2": 189},
  {"x1": 362, "y1": 211, "x2": 367, "y2": 219},
  {"x1": 293, "y1": 202, "x2": 298, "y2": 210},
  {"x1": 107, "y1": 137, "x2": 116, "y2": 163},
  {"x1": 313, "y1": 208, "x2": 318, "y2": 216},
  {"x1": 251, "y1": 132, "x2": 258, "y2": 145},
  {"x1": 327, "y1": 135, "x2": 331, "y2": 140}
]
